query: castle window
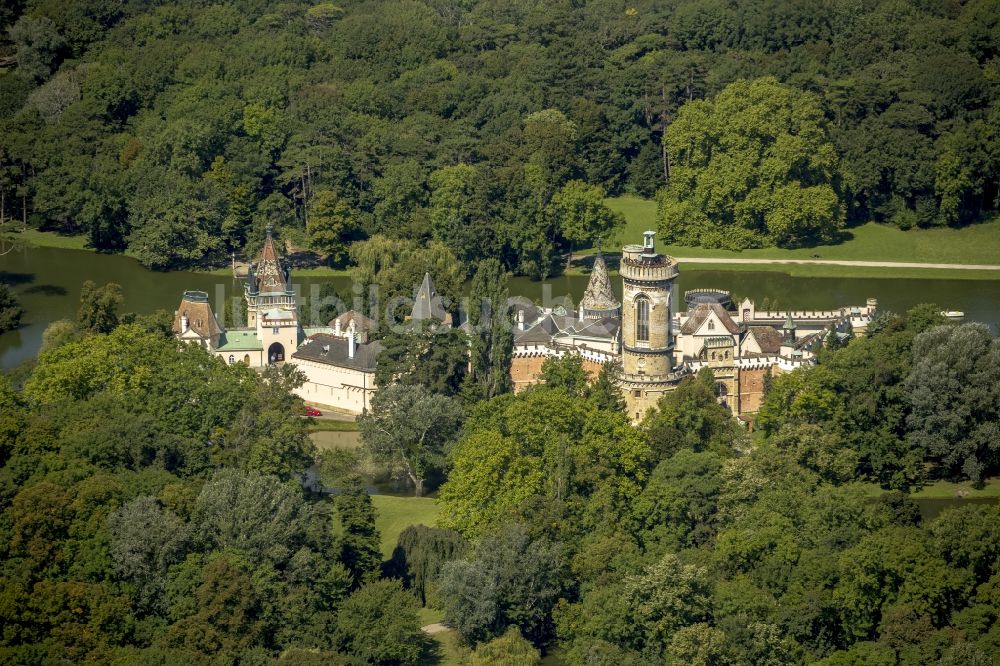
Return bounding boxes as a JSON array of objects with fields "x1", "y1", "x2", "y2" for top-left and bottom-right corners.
[
  {"x1": 708, "y1": 320, "x2": 715, "y2": 331},
  {"x1": 633, "y1": 390, "x2": 641, "y2": 397},
  {"x1": 272, "y1": 326, "x2": 279, "y2": 335},
  {"x1": 635, "y1": 296, "x2": 649, "y2": 342},
  {"x1": 228, "y1": 355, "x2": 235, "y2": 364}
]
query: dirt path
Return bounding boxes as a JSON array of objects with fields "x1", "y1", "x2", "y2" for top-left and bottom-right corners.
[
  {"x1": 421, "y1": 623, "x2": 450, "y2": 635},
  {"x1": 672, "y1": 257, "x2": 1000, "y2": 270}
]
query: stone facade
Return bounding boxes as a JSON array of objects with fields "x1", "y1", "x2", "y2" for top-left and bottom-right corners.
[
  {"x1": 737, "y1": 366, "x2": 772, "y2": 414},
  {"x1": 510, "y1": 352, "x2": 604, "y2": 393},
  {"x1": 620, "y1": 231, "x2": 681, "y2": 420},
  {"x1": 508, "y1": 232, "x2": 878, "y2": 423}
]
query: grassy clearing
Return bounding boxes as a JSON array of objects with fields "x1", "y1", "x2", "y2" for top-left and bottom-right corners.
[
  {"x1": 4, "y1": 228, "x2": 93, "y2": 251},
  {"x1": 859, "y1": 477, "x2": 1000, "y2": 499},
  {"x1": 909, "y1": 478, "x2": 1000, "y2": 499},
  {"x1": 420, "y1": 628, "x2": 469, "y2": 666},
  {"x1": 674, "y1": 262, "x2": 1000, "y2": 281},
  {"x1": 604, "y1": 195, "x2": 1000, "y2": 269},
  {"x1": 307, "y1": 419, "x2": 359, "y2": 432},
  {"x1": 372, "y1": 494, "x2": 440, "y2": 558}
]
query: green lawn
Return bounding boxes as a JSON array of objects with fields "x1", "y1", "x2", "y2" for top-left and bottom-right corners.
[
  {"x1": 909, "y1": 478, "x2": 1000, "y2": 499},
  {"x1": 604, "y1": 195, "x2": 1000, "y2": 268},
  {"x1": 860, "y1": 477, "x2": 1000, "y2": 499},
  {"x1": 3, "y1": 228, "x2": 93, "y2": 251},
  {"x1": 307, "y1": 419, "x2": 359, "y2": 432},
  {"x1": 372, "y1": 495, "x2": 440, "y2": 558},
  {"x1": 670, "y1": 262, "x2": 1000, "y2": 281}
]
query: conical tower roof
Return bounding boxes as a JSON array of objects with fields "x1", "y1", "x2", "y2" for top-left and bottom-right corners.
[
  {"x1": 580, "y1": 252, "x2": 621, "y2": 320},
  {"x1": 253, "y1": 225, "x2": 289, "y2": 294}
]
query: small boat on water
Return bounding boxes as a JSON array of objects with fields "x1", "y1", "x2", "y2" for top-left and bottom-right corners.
[{"x1": 941, "y1": 310, "x2": 966, "y2": 320}]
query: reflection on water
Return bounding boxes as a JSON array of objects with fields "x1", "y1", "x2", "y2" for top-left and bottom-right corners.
[{"x1": 3, "y1": 245, "x2": 999, "y2": 369}]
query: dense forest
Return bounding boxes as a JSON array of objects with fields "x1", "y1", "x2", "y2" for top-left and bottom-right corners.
[
  {"x1": 1, "y1": 0, "x2": 998, "y2": 269},
  {"x1": 3, "y1": 278, "x2": 1000, "y2": 663}
]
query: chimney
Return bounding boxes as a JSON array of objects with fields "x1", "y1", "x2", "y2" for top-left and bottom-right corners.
[
  {"x1": 334, "y1": 318, "x2": 341, "y2": 336},
  {"x1": 348, "y1": 319, "x2": 357, "y2": 358},
  {"x1": 181, "y1": 312, "x2": 189, "y2": 333},
  {"x1": 517, "y1": 308, "x2": 525, "y2": 331}
]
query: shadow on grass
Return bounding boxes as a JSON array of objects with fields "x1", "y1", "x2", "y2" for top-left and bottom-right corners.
[{"x1": 416, "y1": 631, "x2": 448, "y2": 665}]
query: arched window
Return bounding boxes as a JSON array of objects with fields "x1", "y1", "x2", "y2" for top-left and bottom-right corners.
[
  {"x1": 635, "y1": 296, "x2": 649, "y2": 343},
  {"x1": 708, "y1": 320, "x2": 715, "y2": 331},
  {"x1": 228, "y1": 354, "x2": 235, "y2": 364}
]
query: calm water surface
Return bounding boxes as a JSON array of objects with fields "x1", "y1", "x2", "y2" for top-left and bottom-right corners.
[{"x1": 2, "y1": 245, "x2": 999, "y2": 370}]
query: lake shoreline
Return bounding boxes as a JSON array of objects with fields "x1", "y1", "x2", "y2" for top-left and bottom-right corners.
[{"x1": 8, "y1": 227, "x2": 1000, "y2": 282}]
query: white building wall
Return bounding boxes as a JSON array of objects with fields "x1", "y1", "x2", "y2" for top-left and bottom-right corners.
[{"x1": 288, "y1": 358, "x2": 376, "y2": 415}]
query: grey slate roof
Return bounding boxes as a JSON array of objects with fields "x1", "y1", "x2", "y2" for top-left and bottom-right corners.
[
  {"x1": 291, "y1": 333, "x2": 384, "y2": 372},
  {"x1": 514, "y1": 311, "x2": 620, "y2": 346},
  {"x1": 410, "y1": 272, "x2": 449, "y2": 322}
]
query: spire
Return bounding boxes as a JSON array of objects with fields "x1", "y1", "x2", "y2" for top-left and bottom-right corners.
[
  {"x1": 410, "y1": 272, "x2": 448, "y2": 322},
  {"x1": 259, "y1": 224, "x2": 280, "y2": 263},
  {"x1": 580, "y1": 252, "x2": 621, "y2": 320},
  {"x1": 253, "y1": 225, "x2": 289, "y2": 294}
]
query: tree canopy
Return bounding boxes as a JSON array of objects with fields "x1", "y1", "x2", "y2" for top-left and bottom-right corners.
[{"x1": 1, "y1": 0, "x2": 997, "y2": 267}]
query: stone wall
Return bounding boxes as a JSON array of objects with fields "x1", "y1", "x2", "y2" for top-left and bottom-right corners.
[
  {"x1": 738, "y1": 366, "x2": 771, "y2": 414},
  {"x1": 510, "y1": 354, "x2": 603, "y2": 393}
]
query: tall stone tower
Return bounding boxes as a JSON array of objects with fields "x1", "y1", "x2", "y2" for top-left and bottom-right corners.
[
  {"x1": 245, "y1": 225, "x2": 300, "y2": 363},
  {"x1": 620, "y1": 231, "x2": 680, "y2": 421}
]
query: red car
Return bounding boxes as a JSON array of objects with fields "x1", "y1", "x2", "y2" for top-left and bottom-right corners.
[{"x1": 304, "y1": 406, "x2": 322, "y2": 417}]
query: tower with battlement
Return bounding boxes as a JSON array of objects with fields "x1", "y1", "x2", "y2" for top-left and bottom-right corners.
[{"x1": 620, "y1": 231, "x2": 683, "y2": 421}]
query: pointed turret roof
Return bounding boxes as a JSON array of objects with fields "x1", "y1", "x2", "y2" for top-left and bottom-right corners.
[
  {"x1": 580, "y1": 252, "x2": 621, "y2": 319},
  {"x1": 410, "y1": 272, "x2": 449, "y2": 322},
  {"x1": 782, "y1": 313, "x2": 797, "y2": 344},
  {"x1": 252, "y1": 225, "x2": 289, "y2": 294}
]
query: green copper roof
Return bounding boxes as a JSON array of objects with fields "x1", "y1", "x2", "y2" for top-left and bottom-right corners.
[{"x1": 215, "y1": 330, "x2": 263, "y2": 351}]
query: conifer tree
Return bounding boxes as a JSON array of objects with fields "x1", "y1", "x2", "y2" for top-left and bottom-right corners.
[{"x1": 335, "y1": 475, "x2": 382, "y2": 588}]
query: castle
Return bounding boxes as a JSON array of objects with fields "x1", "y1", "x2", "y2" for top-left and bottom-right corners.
[
  {"x1": 511, "y1": 231, "x2": 877, "y2": 420},
  {"x1": 173, "y1": 228, "x2": 876, "y2": 420},
  {"x1": 172, "y1": 226, "x2": 440, "y2": 414}
]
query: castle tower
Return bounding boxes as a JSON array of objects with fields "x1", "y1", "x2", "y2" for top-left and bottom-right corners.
[
  {"x1": 620, "y1": 231, "x2": 680, "y2": 421},
  {"x1": 246, "y1": 225, "x2": 299, "y2": 363},
  {"x1": 579, "y1": 251, "x2": 621, "y2": 320}
]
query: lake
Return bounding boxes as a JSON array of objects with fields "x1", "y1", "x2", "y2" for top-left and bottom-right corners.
[{"x1": 3, "y1": 244, "x2": 1000, "y2": 370}]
